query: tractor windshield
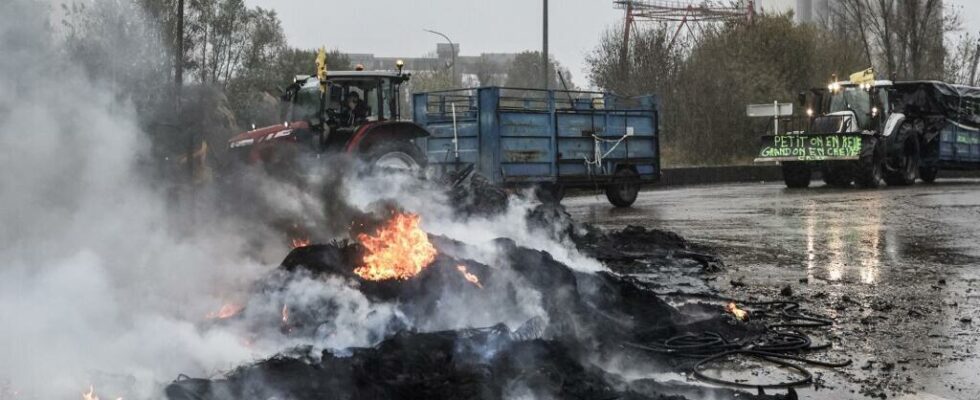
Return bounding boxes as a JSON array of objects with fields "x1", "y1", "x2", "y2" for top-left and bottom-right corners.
[
  {"x1": 292, "y1": 84, "x2": 321, "y2": 121},
  {"x1": 826, "y1": 86, "x2": 871, "y2": 129}
]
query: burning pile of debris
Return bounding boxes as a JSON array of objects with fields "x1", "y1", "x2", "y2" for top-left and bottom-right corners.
[{"x1": 164, "y1": 179, "x2": 843, "y2": 400}]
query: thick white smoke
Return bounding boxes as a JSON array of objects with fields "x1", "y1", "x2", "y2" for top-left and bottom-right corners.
[
  {"x1": 0, "y1": 2, "x2": 609, "y2": 399},
  {"x1": 347, "y1": 172, "x2": 604, "y2": 273},
  {"x1": 0, "y1": 2, "x2": 283, "y2": 398}
]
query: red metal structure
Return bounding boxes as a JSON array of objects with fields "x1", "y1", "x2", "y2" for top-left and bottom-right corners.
[{"x1": 615, "y1": 0, "x2": 755, "y2": 53}]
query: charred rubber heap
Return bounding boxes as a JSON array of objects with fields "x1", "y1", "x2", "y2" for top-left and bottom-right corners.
[{"x1": 164, "y1": 200, "x2": 844, "y2": 400}]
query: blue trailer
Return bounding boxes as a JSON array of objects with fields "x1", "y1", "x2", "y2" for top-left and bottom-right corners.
[
  {"x1": 412, "y1": 87, "x2": 660, "y2": 207},
  {"x1": 897, "y1": 81, "x2": 980, "y2": 181}
]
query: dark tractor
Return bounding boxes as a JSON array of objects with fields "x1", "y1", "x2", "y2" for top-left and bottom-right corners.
[
  {"x1": 756, "y1": 68, "x2": 980, "y2": 189},
  {"x1": 228, "y1": 69, "x2": 428, "y2": 175}
]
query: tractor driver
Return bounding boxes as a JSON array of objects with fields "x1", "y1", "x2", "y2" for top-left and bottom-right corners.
[{"x1": 345, "y1": 91, "x2": 369, "y2": 126}]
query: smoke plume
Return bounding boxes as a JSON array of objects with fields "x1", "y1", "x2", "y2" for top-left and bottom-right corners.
[{"x1": 0, "y1": 2, "x2": 607, "y2": 399}]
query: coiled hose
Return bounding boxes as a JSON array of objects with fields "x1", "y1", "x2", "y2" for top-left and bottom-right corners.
[{"x1": 626, "y1": 295, "x2": 852, "y2": 389}]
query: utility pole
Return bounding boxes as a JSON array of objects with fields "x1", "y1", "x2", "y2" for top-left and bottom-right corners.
[
  {"x1": 423, "y1": 29, "x2": 456, "y2": 85},
  {"x1": 542, "y1": 0, "x2": 549, "y2": 89},
  {"x1": 970, "y1": 37, "x2": 980, "y2": 86},
  {"x1": 620, "y1": 1, "x2": 633, "y2": 82},
  {"x1": 175, "y1": 0, "x2": 184, "y2": 94}
]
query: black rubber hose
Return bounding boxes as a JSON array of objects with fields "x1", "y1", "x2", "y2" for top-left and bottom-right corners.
[
  {"x1": 693, "y1": 349, "x2": 853, "y2": 389},
  {"x1": 693, "y1": 350, "x2": 814, "y2": 389},
  {"x1": 626, "y1": 294, "x2": 853, "y2": 389}
]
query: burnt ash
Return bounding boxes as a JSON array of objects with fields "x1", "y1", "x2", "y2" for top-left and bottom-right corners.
[
  {"x1": 166, "y1": 327, "x2": 701, "y2": 400},
  {"x1": 526, "y1": 203, "x2": 724, "y2": 275},
  {"x1": 166, "y1": 326, "x2": 791, "y2": 400}
]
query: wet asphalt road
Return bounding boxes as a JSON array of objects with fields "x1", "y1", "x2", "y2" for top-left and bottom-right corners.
[{"x1": 565, "y1": 180, "x2": 980, "y2": 400}]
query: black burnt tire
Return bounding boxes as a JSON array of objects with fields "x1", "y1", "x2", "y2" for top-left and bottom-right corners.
[
  {"x1": 884, "y1": 135, "x2": 920, "y2": 186},
  {"x1": 822, "y1": 166, "x2": 852, "y2": 188},
  {"x1": 605, "y1": 168, "x2": 640, "y2": 208},
  {"x1": 364, "y1": 140, "x2": 428, "y2": 174},
  {"x1": 782, "y1": 162, "x2": 811, "y2": 188},
  {"x1": 919, "y1": 166, "x2": 938, "y2": 183}
]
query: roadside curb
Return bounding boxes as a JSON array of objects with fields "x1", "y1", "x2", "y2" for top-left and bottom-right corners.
[{"x1": 655, "y1": 165, "x2": 980, "y2": 187}]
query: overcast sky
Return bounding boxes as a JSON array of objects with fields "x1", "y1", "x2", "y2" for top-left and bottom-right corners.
[{"x1": 246, "y1": 0, "x2": 980, "y2": 88}]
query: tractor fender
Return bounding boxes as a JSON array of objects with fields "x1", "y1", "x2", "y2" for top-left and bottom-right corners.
[
  {"x1": 344, "y1": 121, "x2": 430, "y2": 153},
  {"x1": 881, "y1": 113, "x2": 905, "y2": 137}
]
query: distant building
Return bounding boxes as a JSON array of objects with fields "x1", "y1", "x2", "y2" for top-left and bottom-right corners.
[
  {"x1": 795, "y1": 0, "x2": 830, "y2": 23},
  {"x1": 347, "y1": 44, "x2": 517, "y2": 86}
]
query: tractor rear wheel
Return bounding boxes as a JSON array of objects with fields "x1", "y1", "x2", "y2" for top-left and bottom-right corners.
[
  {"x1": 605, "y1": 168, "x2": 640, "y2": 208},
  {"x1": 365, "y1": 140, "x2": 427, "y2": 174},
  {"x1": 782, "y1": 162, "x2": 811, "y2": 188}
]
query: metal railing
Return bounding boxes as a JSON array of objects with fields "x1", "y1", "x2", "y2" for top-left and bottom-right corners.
[{"x1": 418, "y1": 87, "x2": 654, "y2": 119}]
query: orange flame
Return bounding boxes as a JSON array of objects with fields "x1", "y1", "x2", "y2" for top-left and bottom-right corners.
[
  {"x1": 291, "y1": 237, "x2": 311, "y2": 249},
  {"x1": 456, "y1": 265, "x2": 483, "y2": 288},
  {"x1": 726, "y1": 302, "x2": 748, "y2": 321},
  {"x1": 354, "y1": 212, "x2": 437, "y2": 281},
  {"x1": 206, "y1": 303, "x2": 243, "y2": 320},
  {"x1": 281, "y1": 304, "x2": 289, "y2": 324},
  {"x1": 82, "y1": 386, "x2": 96, "y2": 400},
  {"x1": 82, "y1": 385, "x2": 121, "y2": 400}
]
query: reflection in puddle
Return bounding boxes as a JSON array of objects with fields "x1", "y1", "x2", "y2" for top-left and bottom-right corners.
[
  {"x1": 805, "y1": 202, "x2": 816, "y2": 281},
  {"x1": 803, "y1": 194, "x2": 887, "y2": 284}
]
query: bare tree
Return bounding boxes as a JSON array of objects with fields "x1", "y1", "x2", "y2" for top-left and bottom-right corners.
[
  {"x1": 474, "y1": 55, "x2": 506, "y2": 87},
  {"x1": 588, "y1": 13, "x2": 866, "y2": 165},
  {"x1": 945, "y1": 32, "x2": 980, "y2": 85},
  {"x1": 504, "y1": 51, "x2": 573, "y2": 90},
  {"x1": 829, "y1": 0, "x2": 955, "y2": 80}
]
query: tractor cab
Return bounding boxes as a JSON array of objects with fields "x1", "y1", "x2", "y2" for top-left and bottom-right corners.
[
  {"x1": 228, "y1": 66, "x2": 429, "y2": 173},
  {"x1": 802, "y1": 79, "x2": 894, "y2": 134},
  {"x1": 281, "y1": 71, "x2": 410, "y2": 129}
]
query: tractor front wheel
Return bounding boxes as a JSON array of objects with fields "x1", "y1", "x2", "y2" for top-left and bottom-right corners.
[
  {"x1": 884, "y1": 135, "x2": 920, "y2": 186},
  {"x1": 822, "y1": 165, "x2": 852, "y2": 188},
  {"x1": 855, "y1": 143, "x2": 885, "y2": 189},
  {"x1": 782, "y1": 162, "x2": 811, "y2": 188}
]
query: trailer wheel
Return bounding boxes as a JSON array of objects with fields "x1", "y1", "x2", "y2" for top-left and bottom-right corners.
[
  {"x1": 855, "y1": 143, "x2": 884, "y2": 188},
  {"x1": 781, "y1": 162, "x2": 811, "y2": 188},
  {"x1": 605, "y1": 168, "x2": 640, "y2": 208},
  {"x1": 919, "y1": 166, "x2": 938, "y2": 183},
  {"x1": 884, "y1": 135, "x2": 919, "y2": 186},
  {"x1": 822, "y1": 166, "x2": 851, "y2": 188},
  {"x1": 365, "y1": 140, "x2": 427, "y2": 174},
  {"x1": 535, "y1": 183, "x2": 566, "y2": 204}
]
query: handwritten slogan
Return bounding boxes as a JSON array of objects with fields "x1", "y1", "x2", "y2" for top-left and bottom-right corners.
[{"x1": 759, "y1": 134, "x2": 863, "y2": 161}]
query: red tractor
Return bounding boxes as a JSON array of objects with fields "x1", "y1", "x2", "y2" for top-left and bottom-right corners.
[{"x1": 228, "y1": 67, "x2": 429, "y2": 174}]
